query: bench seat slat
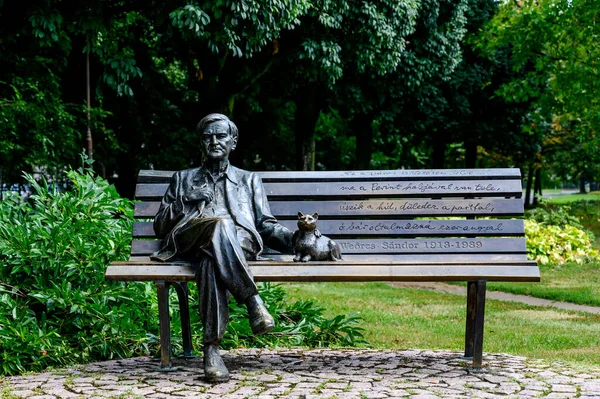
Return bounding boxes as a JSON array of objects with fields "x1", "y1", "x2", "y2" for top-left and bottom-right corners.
[
  {"x1": 106, "y1": 261, "x2": 539, "y2": 282},
  {"x1": 135, "y1": 179, "x2": 523, "y2": 200},
  {"x1": 137, "y1": 169, "x2": 522, "y2": 183}
]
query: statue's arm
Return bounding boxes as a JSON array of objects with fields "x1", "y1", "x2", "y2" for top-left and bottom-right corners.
[
  {"x1": 153, "y1": 172, "x2": 186, "y2": 238},
  {"x1": 251, "y1": 173, "x2": 294, "y2": 254}
]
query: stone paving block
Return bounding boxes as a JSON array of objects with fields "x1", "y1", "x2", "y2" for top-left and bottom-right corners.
[
  {"x1": 513, "y1": 389, "x2": 545, "y2": 397},
  {"x1": 8, "y1": 390, "x2": 36, "y2": 398},
  {"x1": 551, "y1": 383, "x2": 578, "y2": 393},
  {"x1": 544, "y1": 393, "x2": 578, "y2": 399},
  {"x1": 46, "y1": 387, "x2": 80, "y2": 398},
  {"x1": 496, "y1": 382, "x2": 521, "y2": 395},
  {"x1": 581, "y1": 381, "x2": 600, "y2": 393}
]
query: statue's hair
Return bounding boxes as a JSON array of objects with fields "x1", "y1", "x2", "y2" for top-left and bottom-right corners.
[{"x1": 197, "y1": 113, "x2": 238, "y2": 138}]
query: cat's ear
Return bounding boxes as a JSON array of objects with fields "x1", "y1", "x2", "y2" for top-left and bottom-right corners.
[
  {"x1": 312, "y1": 212, "x2": 319, "y2": 220},
  {"x1": 298, "y1": 211, "x2": 304, "y2": 218}
]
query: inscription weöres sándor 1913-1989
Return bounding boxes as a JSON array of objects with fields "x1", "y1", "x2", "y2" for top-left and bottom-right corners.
[{"x1": 337, "y1": 238, "x2": 501, "y2": 253}]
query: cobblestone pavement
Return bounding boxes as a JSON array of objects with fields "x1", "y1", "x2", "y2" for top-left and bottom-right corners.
[{"x1": 2, "y1": 349, "x2": 600, "y2": 399}]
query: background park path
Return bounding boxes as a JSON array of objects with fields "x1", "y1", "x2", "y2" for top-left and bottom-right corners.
[{"x1": 388, "y1": 282, "x2": 600, "y2": 315}]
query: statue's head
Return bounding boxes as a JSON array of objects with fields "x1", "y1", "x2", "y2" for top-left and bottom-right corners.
[{"x1": 197, "y1": 113, "x2": 238, "y2": 161}]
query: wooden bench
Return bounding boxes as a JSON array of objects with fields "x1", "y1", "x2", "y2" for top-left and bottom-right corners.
[{"x1": 105, "y1": 168, "x2": 540, "y2": 370}]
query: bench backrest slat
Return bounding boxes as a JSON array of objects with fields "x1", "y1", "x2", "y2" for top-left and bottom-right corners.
[
  {"x1": 135, "y1": 179, "x2": 522, "y2": 199},
  {"x1": 128, "y1": 254, "x2": 528, "y2": 262},
  {"x1": 130, "y1": 237, "x2": 526, "y2": 256},
  {"x1": 134, "y1": 198, "x2": 524, "y2": 219},
  {"x1": 132, "y1": 219, "x2": 525, "y2": 238},
  {"x1": 137, "y1": 168, "x2": 522, "y2": 182}
]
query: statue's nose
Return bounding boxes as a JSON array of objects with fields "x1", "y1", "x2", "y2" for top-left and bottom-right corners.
[{"x1": 210, "y1": 135, "x2": 218, "y2": 144}]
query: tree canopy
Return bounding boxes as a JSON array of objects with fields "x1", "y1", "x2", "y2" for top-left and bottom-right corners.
[{"x1": 0, "y1": 0, "x2": 598, "y2": 197}]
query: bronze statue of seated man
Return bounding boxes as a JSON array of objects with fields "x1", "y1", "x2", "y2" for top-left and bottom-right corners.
[{"x1": 151, "y1": 113, "x2": 293, "y2": 382}]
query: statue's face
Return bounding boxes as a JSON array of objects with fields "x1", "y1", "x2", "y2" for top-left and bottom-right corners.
[{"x1": 201, "y1": 120, "x2": 237, "y2": 161}]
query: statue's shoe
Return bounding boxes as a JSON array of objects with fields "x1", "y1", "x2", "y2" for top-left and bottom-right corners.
[
  {"x1": 246, "y1": 295, "x2": 275, "y2": 335},
  {"x1": 203, "y1": 345, "x2": 230, "y2": 383}
]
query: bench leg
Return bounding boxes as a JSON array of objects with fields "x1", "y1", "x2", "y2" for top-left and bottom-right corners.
[
  {"x1": 464, "y1": 280, "x2": 486, "y2": 368},
  {"x1": 156, "y1": 280, "x2": 178, "y2": 371},
  {"x1": 172, "y1": 282, "x2": 194, "y2": 358}
]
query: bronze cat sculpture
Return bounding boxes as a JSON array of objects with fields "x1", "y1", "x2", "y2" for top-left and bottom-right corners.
[{"x1": 292, "y1": 212, "x2": 342, "y2": 262}]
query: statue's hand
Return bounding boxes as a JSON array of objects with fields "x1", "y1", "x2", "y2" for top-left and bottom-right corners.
[{"x1": 184, "y1": 185, "x2": 213, "y2": 204}]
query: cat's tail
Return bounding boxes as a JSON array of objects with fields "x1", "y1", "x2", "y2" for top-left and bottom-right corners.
[{"x1": 329, "y1": 240, "x2": 343, "y2": 261}]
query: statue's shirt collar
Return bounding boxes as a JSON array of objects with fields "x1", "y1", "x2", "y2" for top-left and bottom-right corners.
[{"x1": 194, "y1": 162, "x2": 238, "y2": 185}]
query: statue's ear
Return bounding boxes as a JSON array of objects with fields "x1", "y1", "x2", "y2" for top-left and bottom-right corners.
[
  {"x1": 312, "y1": 212, "x2": 319, "y2": 220},
  {"x1": 298, "y1": 211, "x2": 304, "y2": 218},
  {"x1": 231, "y1": 136, "x2": 238, "y2": 150}
]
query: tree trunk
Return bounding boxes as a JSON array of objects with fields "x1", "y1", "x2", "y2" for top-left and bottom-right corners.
[
  {"x1": 113, "y1": 97, "x2": 140, "y2": 199},
  {"x1": 294, "y1": 84, "x2": 324, "y2": 171},
  {"x1": 465, "y1": 141, "x2": 477, "y2": 169},
  {"x1": 354, "y1": 112, "x2": 374, "y2": 170},
  {"x1": 580, "y1": 175, "x2": 586, "y2": 194},
  {"x1": 86, "y1": 51, "x2": 93, "y2": 160},
  {"x1": 524, "y1": 163, "x2": 534, "y2": 208},
  {"x1": 533, "y1": 167, "x2": 542, "y2": 206},
  {"x1": 432, "y1": 133, "x2": 446, "y2": 169},
  {"x1": 536, "y1": 168, "x2": 543, "y2": 197}
]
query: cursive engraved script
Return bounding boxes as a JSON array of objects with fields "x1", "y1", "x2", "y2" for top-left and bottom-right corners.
[
  {"x1": 338, "y1": 201, "x2": 498, "y2": 214},
  {"x1": 337, "y1": 221, "x2": 505, "y2": 234}
]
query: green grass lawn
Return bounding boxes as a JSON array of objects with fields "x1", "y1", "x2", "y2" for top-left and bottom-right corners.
[
  {"x1": 545, "y1": 192, "x2": 600, "y2": 204},
  {"x1": 283, "y1": 282, "x2": 600, "y2": 368},
  {"x1": 485, "y1": 262, "x2": 600, "y2": 306}
]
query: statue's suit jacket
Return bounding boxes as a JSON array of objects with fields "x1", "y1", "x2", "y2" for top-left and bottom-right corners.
[{"x1": 152, "y1": 165, "x2": 293, "y2": 261}]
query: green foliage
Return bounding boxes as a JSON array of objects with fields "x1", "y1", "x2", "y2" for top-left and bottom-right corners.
[
  {"x1": 0, "y1": 164, "x2": 367, "y2": 374},
  {"x1": 525, "y1": 206, "x2": 584, "y2": 230},
  {"x1": 169, "y1": 1, "x2": 309, "y2": 58},
  {"x1": 0, "y1": 165, "x2": 156, "y2": 375},
  {"x1": 0, "y1": 77, "x2": 80, "y2": 182},
  {"x1": 219, "y1": 283, "x2": 366, "y2": 349},
  {"x1": 525, "y1": 219, "x2": 598, "y2": 265},
  {"x1": 478, "y1": 0, "x2": 600, "y2": 185}
]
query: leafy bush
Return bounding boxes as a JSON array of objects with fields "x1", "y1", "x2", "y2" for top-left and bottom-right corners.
[
  {"x1": 525, "y1": 219, "x2": 598, "y2": 265},
  {"x1": 0, "y1": 166, "x2": 156, "y2": 375},
  {"x1": 222, "y1": 283, "x2": 366, "y2": 349},
  {"x1": 525, "y1": 206, "x2": 584, "y2": 229},
  {"x1": 0, "y1": 165, "x2": 367, "y2": 375}
]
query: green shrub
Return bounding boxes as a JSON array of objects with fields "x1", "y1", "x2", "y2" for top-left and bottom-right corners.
[
  {"x1": 0, "y1": 166, "x2": 156, "y2": 375},
  {"x1": 525, "y1": 219, "x2": 598, "y2": 265},
  {"x1": 525, "y1": 206, "x2": 584, "y2": 229},
  {"x1": 222, "y1": 283, "x2": 366, "y2": 349},
  {"x1": 0, "y1": 165, "x2": 366, "y2": 375}
]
